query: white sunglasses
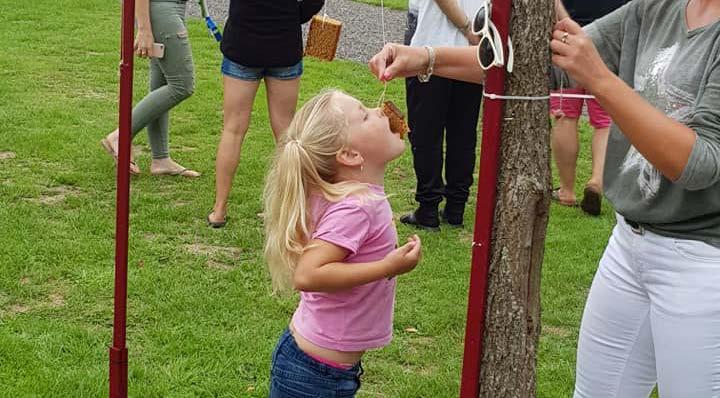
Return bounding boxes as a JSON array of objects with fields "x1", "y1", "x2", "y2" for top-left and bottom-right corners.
[{"x1": 472, "y1": 0, "x2": 514, "y2": 73}]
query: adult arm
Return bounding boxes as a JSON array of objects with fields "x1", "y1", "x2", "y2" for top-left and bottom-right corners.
[
  {"x1": 369, "y1": 44, "x2": 485, "y2": 84},
  {"x1": 551, "y1": 17, "x2": 706, "y2": 184},
  {"x1": 134, "y1": 0, "x2": 154, "y2": 58},
  {"x1": 367, "y1": 0, "x2": 575, "y2": 83}
]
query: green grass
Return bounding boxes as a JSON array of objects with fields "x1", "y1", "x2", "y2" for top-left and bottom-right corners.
[
  {"x1": 351, "y1": 0, "x2": 409, "y2": 11},
  {"x1": 0, "y1": 0, "x2": 622, "y2": 396}
]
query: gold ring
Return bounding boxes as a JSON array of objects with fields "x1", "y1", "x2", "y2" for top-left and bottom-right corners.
[{"x1": 561, "y1": 32, "x2": 569, "y2": 44}]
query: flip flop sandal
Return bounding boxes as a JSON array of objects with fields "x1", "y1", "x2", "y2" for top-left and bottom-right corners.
[
  {"x1": 151, "y1": 168, "x2": 201, "y2": 178},
  {"x1": 580, "y1": 186, "x2": 602, "y2": 216},
  {"x1": 100, "y1": 138, "x2": 141, "y2": 176},
  {"x1": 551, "y1": 187, "x2": 578, "y2": 207},
  {"x1": 207, "y1": 212, "x2": 227, "y2": 229}
]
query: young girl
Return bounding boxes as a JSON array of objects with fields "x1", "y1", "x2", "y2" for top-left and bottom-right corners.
[{"x1": 263, "y1": 90, "x2": 422, "y2": 397}]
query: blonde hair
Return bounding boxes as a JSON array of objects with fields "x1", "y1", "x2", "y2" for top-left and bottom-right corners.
[{"x1": 263, "y1": 90, "x2": 371, "y2": 293}]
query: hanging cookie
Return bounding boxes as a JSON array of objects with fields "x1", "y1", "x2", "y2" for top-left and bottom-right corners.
[
  {"x1": 382, "y1": 101, "x2": 408, "y2": 139},
  {"x1": 305, "y1": 15, "x2": 342, "y2": 61}
]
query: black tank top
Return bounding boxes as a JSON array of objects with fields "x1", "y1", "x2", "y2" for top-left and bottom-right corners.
[{"x1": 221, "y1": 0, "x2": 324, "y2": 67}]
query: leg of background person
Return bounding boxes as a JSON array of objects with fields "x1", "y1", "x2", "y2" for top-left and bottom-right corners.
[
  {"x1": 209, "y1": 76, "x2": 261, "y2": 224},
  {"x1": 588, "y1": 127, "x2": 609, "y2": 189},
  {"x1": 265, "y1": 77, "x2": 301, "y2": 143},
  {"x1": 578, "y1": 98, "x2": 611, "y2": 215},
  {"x1": 443, "y1": 79, "x2": 482, "y2": 225},
  {"x1": 551, "y1": 117, "x2": 580, "y2": 203},
  {"x1": 146, "y1": 59, "x2": 170, "y2": 160},
  {"x1": 586, "y1": 98, "x2": 612, "y2": 190},
  {"x1": 104, "y1": 61, "x2": 166, "y2": 175},
  {"x1": 404, "y1": 76, "x2": 452, "y2": 226},
  {"x1": 144, "y1": 59, "x2": 200, "y2": 177}
]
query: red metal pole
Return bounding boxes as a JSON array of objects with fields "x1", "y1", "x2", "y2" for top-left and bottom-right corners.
[
  {"x1": 459, "y1": 0, "x2": 512, "y2": 397},
  {"x1": 109, "y1": 0, "x2": 135, "y2": 397}
]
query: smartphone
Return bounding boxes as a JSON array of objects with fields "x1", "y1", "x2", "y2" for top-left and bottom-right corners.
[{"x1": 149, "y1": 43, "x2": 165, "y2": 59}]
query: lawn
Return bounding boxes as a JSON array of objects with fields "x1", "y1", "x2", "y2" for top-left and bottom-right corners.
[{"x1": 0, "y1": 0, "x2": 616, "y2": 397}]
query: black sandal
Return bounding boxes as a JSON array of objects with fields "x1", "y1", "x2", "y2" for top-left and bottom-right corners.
[
  {"x1": 206, "y1": 212, "x2": 227, "y2": 228},
  {"x1": 580, "y1": 186, "x2": 602, "y2": 216}
]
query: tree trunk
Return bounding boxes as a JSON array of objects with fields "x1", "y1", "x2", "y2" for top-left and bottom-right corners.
[{"x1": 477, "y1": 1, "x2": 554, "y2": 396}]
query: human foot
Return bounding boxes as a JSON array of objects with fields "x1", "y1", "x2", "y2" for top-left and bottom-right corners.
[
  {"x1": 207, "y1": 210, "x2": 227, "y2": 228},
  {"x1": 551, "y1": 187, "x2": 578, "y2": 207},
  {"x1": 100, "y1": 130, "x2": 141, "y2": 175}
]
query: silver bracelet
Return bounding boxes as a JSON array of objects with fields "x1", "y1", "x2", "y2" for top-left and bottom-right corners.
[
  {"x1": 460, "y1": 18, "x2": 471, "y2": 34},
  {"x1": 418, "y1": 46, "x2": 435, "y2": 83}
]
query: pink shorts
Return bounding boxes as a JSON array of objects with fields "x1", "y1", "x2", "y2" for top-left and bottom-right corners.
[{"x1": 550, "y1": 88, "x2": 612, "y2": 129}]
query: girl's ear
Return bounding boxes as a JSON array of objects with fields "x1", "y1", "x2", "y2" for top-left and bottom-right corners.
[{"x1": 336, "y1": 146, "x2": 364, "y2": 168}]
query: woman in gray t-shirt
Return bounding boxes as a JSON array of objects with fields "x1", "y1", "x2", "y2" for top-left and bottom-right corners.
[{"x1": 369, "y1": 0, "x2": 720, "y2": 395}]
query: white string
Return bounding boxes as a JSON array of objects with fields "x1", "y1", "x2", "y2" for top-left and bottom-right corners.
[
  {"x1": 380, "y1": 0, "x2": 387, "y2": 45},
  {"x1": 551, "y1": 92, "x2": 596, "y2": 99},
  {"x1": 482, "y1": 91, "x2": 596, "y2": 101},
  {"x1": 377, "y1": 0, "x2": 388, "y2": 107},
  {"x1": 483, "y1": 92, "x2": 550, "y2": 101},
  {"x1": 320, "y1": 0, "x2": 330, "y2": 29}
]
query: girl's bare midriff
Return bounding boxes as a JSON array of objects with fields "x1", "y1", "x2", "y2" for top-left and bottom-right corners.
[{"x1": 289, "y1": 323, "x2": 364, "y2": 366}]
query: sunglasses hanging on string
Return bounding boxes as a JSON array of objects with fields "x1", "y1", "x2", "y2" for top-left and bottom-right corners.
[{"x1": 472, "y1": 0, "x2": 513, "y2": 73}]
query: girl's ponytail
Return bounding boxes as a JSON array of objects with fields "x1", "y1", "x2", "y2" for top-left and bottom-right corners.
[{"x1": 263, "y1": 90, "x2": 369, "y2": 292}]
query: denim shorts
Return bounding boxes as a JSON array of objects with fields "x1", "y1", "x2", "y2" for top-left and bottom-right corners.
[
  {"x1": 269, "y1": 329, "x2": 363, "y2": 398},
  {"x1": 221, "y1": 57, "x2": 303, "y2": 81}
]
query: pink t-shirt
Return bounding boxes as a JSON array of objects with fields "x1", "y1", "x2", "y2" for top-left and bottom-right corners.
[{"x1": 291, "y1": 184, "x2": 398, "y2": 352}]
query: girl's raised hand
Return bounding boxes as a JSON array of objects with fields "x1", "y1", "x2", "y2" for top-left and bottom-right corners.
[{"x1": 383, "y1": 235, "x2": 422, "y2": 277}]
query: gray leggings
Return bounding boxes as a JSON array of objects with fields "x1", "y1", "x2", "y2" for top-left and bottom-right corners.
[{"x1": 131, "y1": 1, "x2": 195, "y2": 159}]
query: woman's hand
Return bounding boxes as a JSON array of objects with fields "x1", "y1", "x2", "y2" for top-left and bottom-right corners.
[
  {"x1": 550, "y1": 18, "x2": 613, "y2": 92},
  {"x1": 134, "y1": 28, "x2": 155, "y2": 58},
  {"x1": 369, "y1": 44, "x2": 429, "y2": 82},
  {"x1": 383, "y1": 235, "x2": 422, "y2": 277}
]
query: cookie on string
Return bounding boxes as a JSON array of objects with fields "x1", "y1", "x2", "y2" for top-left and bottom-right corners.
[
  {"x1": 382, "y1": 101, "x2": 408, "y2": 139},
  {"x1": 305, "y1": 15, "x2": 342, "y2": 61}
]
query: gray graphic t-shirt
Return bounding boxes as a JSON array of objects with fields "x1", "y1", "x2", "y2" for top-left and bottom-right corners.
[{"x1": 587, "y1": 0, "x2": 720, "y2": 246}]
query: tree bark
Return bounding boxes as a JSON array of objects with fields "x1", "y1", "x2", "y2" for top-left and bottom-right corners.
[{"x1": 477, "y1": 0, "x2": 554, "y2": 396}]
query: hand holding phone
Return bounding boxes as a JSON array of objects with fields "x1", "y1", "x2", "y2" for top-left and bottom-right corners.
[{"x1": 134, "y1": 29, "x2": 155, "y2": 58}]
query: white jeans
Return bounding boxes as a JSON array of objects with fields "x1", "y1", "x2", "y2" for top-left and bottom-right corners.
[{"x1": 574, "y1": 214, "x2": 720, "y2": 398}]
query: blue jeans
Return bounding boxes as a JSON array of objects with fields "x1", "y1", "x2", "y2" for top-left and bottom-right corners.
[
  {"x1": 269, "y1": 329, "x2": 363, "y2": 398},
  {"x1": 221, "y1": 57, "x2": 303, "y2": 81}
]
